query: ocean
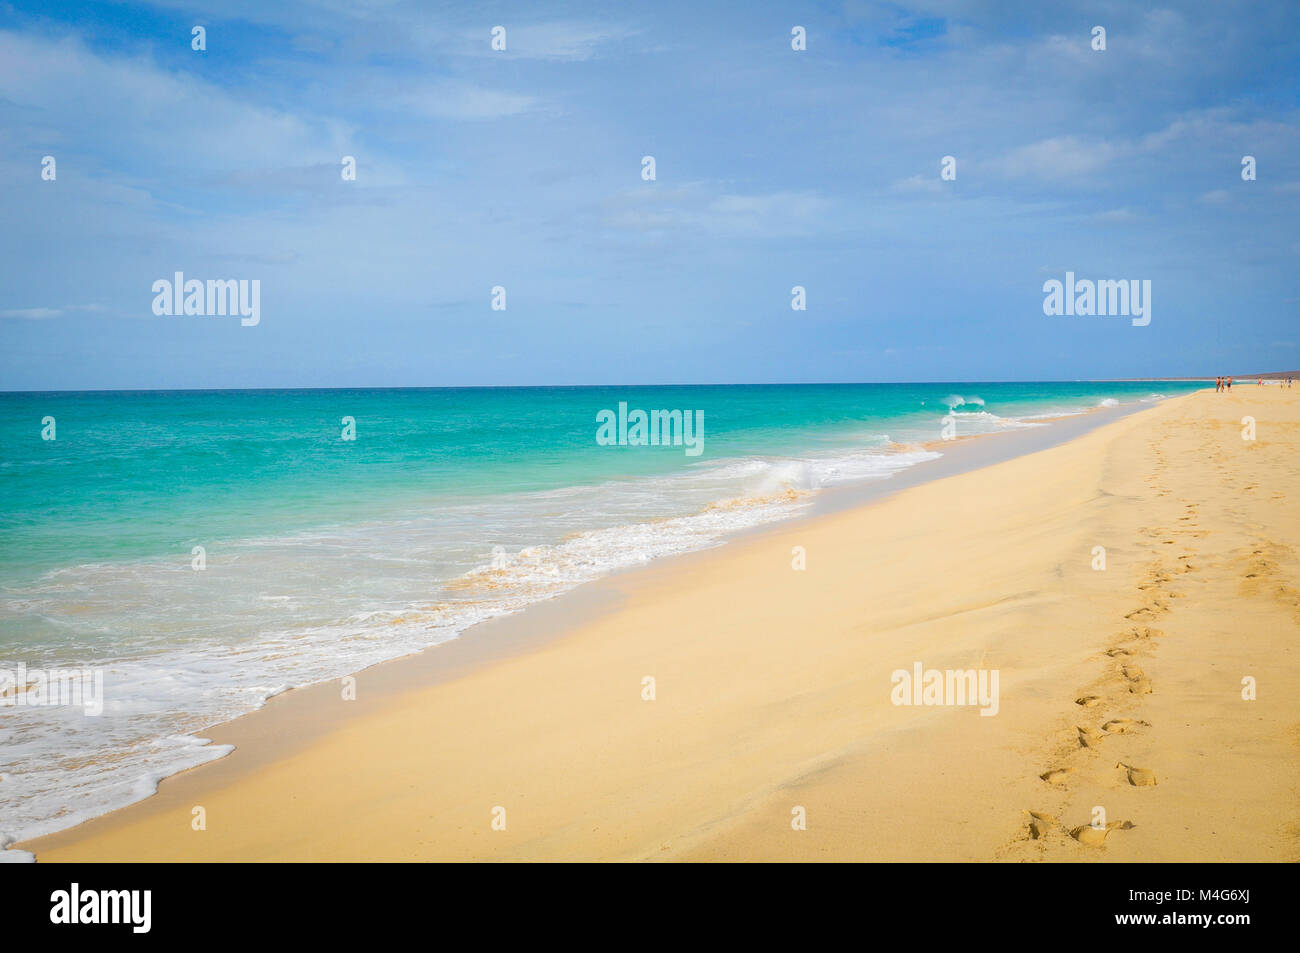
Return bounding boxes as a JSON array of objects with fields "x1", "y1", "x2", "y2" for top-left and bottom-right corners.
[{"x1": 0, "y1": 381, "x2": 1201, "y2": 851}]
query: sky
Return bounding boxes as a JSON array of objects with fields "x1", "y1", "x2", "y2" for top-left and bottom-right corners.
[{"x1": 0, "y1": 0, "x2": 1297, "y2": 390}]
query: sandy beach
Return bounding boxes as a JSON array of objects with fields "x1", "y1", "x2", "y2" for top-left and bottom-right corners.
[{"x1": 20, "y1": 385, "x2": 1300, "y2": 862}]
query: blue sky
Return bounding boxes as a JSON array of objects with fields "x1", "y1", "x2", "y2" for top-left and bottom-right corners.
[{"x1": 1, "y1": 0, "x2": 1297, "y2": 389}]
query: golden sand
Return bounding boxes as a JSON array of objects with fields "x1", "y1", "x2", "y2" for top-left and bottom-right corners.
[{"x1": 22, "y1": 386, "x2": 1300, "y2": 861}]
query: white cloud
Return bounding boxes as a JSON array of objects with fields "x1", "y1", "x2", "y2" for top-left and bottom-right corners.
[
  {"x1": 891, "y1": 174, "x2": 943, "y2": 194},
  {"x1": 997, "y1": 136, "x2": 1119, "y2": 180},
  {"x1": 1094, "y1": 207, "x2": 1139, "y2": 223},
  {"x1": 1, "y1": 307, "x2": 63, "y2": 319},
  {"x1": 0, "y1": 303, "x2": 106, "y2": 320},
  {"x1": 399, "y1": 82, "x2": 535, "y2": 121},
  {"x1": 603, "y1": 186, "x2": 832, "y2": 237},
  {"x1": 498, "y1": 22, "x2": 640, "y2": 61},
  {"x1": 0, "y1": 30, "x2": 348, "y2": 171}
]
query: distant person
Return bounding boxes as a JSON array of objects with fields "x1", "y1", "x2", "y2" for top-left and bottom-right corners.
[
  {"x1": 1227, "y1": 376, "x2": 1233, "y2": 390},
  {"x1": 1216, "y1": 376, "x2": 1223, "y2": 392}
]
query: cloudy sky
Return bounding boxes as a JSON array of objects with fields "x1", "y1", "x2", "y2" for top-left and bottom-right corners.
[{"x1": 1, "y1": 0, "x2": 1297, "y2": 389}]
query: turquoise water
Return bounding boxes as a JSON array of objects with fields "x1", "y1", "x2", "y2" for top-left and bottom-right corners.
[
  {"x1": 0, "y1": 382, "x2": 1199, "y2": 581},
  {"x1": 0, "y1": 381, "x2": 1201, "y2": 850}
]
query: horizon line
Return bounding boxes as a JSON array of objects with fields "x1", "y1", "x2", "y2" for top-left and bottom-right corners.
[
  {"x1": 2, "y1": 375, "x2": 1292, "y2": 396},
  {"x1": 0, "y1": 377, "x2": 1243, "y2": 396}
]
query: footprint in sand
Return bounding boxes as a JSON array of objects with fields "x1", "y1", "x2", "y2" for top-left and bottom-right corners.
[
  {"x1": 1070, "y1": 820, "x2": 1136, "y2": 847},
  {"x1": 1117, "y1": 762, "x2": 1158, "y2": 787},
  {"x1": 1039, "y1": 769, "x2": 1069, "y2": 787},
  {"x1": 1112, "y1": 626, "x2": 1160, "y2": 646},
  {"x1": 1105, "y1": 647, "x2": 1133, "y2": 658},
  {"x1": 1125, "y1": 625, "x2": 1164, "y2": 641},
  {"x1": 1078, "y1": 725, "x2": 1106, "y2": 748},
  {"x1": 1125, "y1": 606, "x2": 1163, "y2": 622},
  {"x1": 1102, "y1": 718, "x2": 1150, "y2": 735},
  {"x1": 1121, "y1": 665, "x2": 1152, "y2": 694},
  {"x1": 1075, "y1": 695, "x2": 1102, "y2": 707},
  {"x1": 1025, "y1": 811, "x2": 1059, "y2": 839}
]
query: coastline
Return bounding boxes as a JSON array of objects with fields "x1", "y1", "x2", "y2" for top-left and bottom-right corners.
[
  {"x1": 2, "y1": 391, "x2": 1154, "y2": 853},
  {"x1": 18, "y1": 385, "x2": 1300, "y2": 861}
]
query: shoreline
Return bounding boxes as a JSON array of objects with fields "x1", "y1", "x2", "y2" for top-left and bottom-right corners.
[
  {"x1": 6, "y1": 396, "x2": 1156, "y2": 856},
  {"x1": 19, "y1": 386, "x2": 1300, "y2": 861}
]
